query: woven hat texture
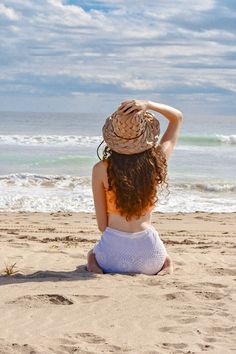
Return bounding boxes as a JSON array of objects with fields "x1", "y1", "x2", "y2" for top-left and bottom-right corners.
[{"x1": 102, "y1": 110, "x2": 160, "y2": 154}]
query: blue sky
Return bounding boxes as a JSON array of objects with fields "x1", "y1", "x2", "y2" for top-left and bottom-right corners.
[{"x1": 0, "y1": 0, "x2": 235, "y2": 114}]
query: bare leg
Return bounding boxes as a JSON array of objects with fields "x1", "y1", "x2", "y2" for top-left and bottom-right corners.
[
  {"x1": 86, "y1": 249, "x2": 104, "y2": 274},
  {"x1": 157, "y1": 255, "x2": 174, "y2": 276}
]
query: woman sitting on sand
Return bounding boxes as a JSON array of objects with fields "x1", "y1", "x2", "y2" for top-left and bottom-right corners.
[{"x1": 87, "y1": 99, "x2": 183, "y2": 275}]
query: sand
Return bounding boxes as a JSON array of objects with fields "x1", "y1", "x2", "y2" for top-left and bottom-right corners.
[{"x1": 0, "y1": 211, "x2": 235, "y2": 354}]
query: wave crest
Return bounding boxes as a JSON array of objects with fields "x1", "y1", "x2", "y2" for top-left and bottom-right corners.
[
  {"x1": 0, "y1": 174, "x2": 235, "y2": 193},
  {"x1": 216, "y1": 134, "x2": 236, "y2": 145},
  {"x1": 0, "y1": 173, "x2": 91, "y2": 189},
  {"x1": 0, "y1": 134, "x2": 236, "y2": 146},
  {"x1": 177, "y1": 182, "x2": 236, "y2": 193},
  {"x1": 0, "y1": 135, "x2": 102, "y2": 146},
  {"x1": 179, "y1": 134, "x2": 236, "y2": 146}
]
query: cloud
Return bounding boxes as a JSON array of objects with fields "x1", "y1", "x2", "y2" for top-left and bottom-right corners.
[
  {"x1": 0, "y1": 4, "x2": 20, "y2": 20},
  {"x1": 0, "y1": 0, "x2": 235, "y2": 112}
]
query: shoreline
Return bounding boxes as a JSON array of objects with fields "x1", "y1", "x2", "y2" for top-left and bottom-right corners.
[{"x1": 0, "y1": 211, "x2": 235, "y2": 353}]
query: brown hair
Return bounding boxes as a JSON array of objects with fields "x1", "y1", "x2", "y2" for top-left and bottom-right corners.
[{"x1": 103, "y1": 145, "x2": 169, "y2": 220}]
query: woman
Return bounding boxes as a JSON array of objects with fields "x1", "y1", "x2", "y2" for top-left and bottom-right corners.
[{"x1": 87, "y1": 99, "x2": 183, "y2": 275}]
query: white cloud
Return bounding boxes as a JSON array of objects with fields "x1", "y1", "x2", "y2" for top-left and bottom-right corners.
[
  {"x1": 122, "y1": 80, "x2": 156, "y2": 90},
  {"x1": 0, "y1": 4, "x2": 20, "y2": 20},
  {"x1": 47, "y1": 0, "x2": 94, "y2": 25}
]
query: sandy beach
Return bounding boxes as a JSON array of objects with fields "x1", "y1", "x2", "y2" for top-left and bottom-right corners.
[{"x1": 0, "y1": 211, "x2": 235, "y2": 354}]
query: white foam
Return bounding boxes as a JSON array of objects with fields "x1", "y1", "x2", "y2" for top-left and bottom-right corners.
[
  {"x1": 216, "y1": 134, "x2": 236, "y2": 145},
  {"x1": 1, "y1": 174, "x2": 235, "y2": 193},
  {"x1": 0, "y1": 174, "x2": 235, "y2": 213},
  {"x1": 0, "y1": 135, "x2": 102, "y2": 146}
]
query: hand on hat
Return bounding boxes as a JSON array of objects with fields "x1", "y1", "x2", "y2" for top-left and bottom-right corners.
[{"x1": 117, "y1": 99, "x2": 149, "y2": 116}]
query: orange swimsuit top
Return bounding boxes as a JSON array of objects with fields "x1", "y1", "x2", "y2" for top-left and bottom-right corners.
[{"x1": 103, "y1": 160, "x2": 153, "y2": 215}]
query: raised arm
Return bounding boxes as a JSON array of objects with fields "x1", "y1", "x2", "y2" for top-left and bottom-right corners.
[
  {"x1": 118, "y1": 99, "x2": 183, "y2": 161},
  {"x1": 147, "y1": 100, "x2": 183, "y2": 161}
]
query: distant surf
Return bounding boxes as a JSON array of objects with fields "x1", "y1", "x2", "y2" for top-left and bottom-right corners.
[
  {"x1": 0, "y1": 134, "x2": 236, "y2": 146},
  {"x1": 0, "y1": 135, "x2": 102, "y2": 146}
]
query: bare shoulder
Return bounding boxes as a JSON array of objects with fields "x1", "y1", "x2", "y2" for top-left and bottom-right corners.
[
  {"x1": 93, "y1": 160, "x2": 105, "y2": 171},
  {"x1": 92, "y1": 160, "x2": 108, "y2": 187},
  {"x1": 92, "y1": 160, "x2": 106, "y2": 178}
]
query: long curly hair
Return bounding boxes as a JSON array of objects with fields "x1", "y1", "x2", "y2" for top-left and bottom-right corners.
[{"x1": 102, "y1": 145, "x2": 169, "y2": 221}]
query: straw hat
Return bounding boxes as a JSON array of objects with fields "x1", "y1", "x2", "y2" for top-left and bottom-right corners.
[{"x1": 102, "y1": 109, "x2": 160, "y2": 155}]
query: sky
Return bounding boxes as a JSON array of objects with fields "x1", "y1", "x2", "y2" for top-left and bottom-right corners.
[{"x1": 0, "y1": 0, "x2": 236, "y2": 114}]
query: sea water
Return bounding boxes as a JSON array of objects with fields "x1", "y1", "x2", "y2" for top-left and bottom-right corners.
[{"x1": 0, "y1": 111, "x2": 235, "y2": 212}]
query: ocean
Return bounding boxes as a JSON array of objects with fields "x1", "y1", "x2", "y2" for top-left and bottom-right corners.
[{"x1": 0, "y1": 111, "x2": 235, "y2": 213}]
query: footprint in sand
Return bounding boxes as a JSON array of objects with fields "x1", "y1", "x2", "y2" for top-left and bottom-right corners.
[
  {"x1": 178, "y1": 317, "x2": 198, "y2": 324},
  {"x1": 73, "y1": 294, "x2": 108, "y2": 303},
  {"x1": 164, "y1": 292, "x2": 189, "y2": 301},
  {"x1": 194, "y1": 290, "x2": 225, "y2": 300},
  {"x1": 75, "y1": 332, "x2": 106, "y2": 344},
  {"x1": 197, "y1": 343, "x2": 215, "y2": 351},
  {"x1": 199, "y1": 282, "x2": 228, "y2": 289},
  {"x1": 0, "y1": 342, "x2": 38, "y2": 354},
  {"x1": 8, "y1": 294, "x2": 73, "y2": 307},
  {"x1": 60, "y1": 333, "x2": 130, "y2": 353},
  {"x1": 161, "y1": 342, "x2": 188, "y2": 350},
  {"x1": 159, "y1": 326, "x2": 180, "y2": 333},
  {"x1": 207, "y1": 267, "x2": 236, "y2": 276},
  {"x1": 203, "y1": 337, "x2": 217, "y2": 343},
  {"x1": 206, "y1": 325, "x2": 236, "y2": 334}
]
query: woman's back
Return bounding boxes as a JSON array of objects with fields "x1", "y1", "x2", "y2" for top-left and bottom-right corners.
[{"x1": 101, "y1": 159, "x2": 154, "y2": 232}]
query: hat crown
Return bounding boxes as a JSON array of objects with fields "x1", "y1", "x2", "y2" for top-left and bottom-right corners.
[
  {"x1": 102, "y1": 109, "x2": 160, "y2": 155},
  {"x1": 112, "y1": 111, "x2": 146, "y2": 140}
]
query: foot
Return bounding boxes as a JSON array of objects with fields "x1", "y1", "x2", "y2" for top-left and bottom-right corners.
[
  {"x1": 87, "y1": 251, "x2": 104, "y2": 274},
  {"x1": 157, "y1": 255, "x2": 174, "y2": 276}
]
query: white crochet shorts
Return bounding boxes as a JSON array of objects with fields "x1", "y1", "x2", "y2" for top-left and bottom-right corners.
[{"x1": 93, "y1": 225, "x2": 167, "y2": 275}]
